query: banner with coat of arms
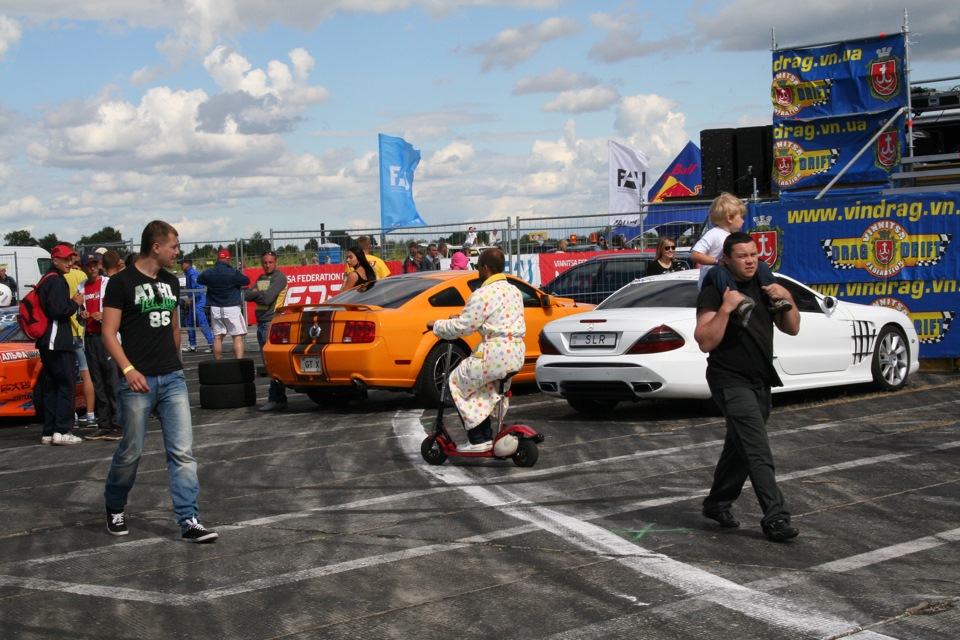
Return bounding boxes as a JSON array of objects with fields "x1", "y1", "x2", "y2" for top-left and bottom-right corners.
[
  {"x1": 771, "y1": 108, "x2": 905, "y2": 192},
  {"x1": 745, "y1": 193, "x2": 960, "y2": 358},
  {"x1": 771, "y1": 34, "x2": 907, "y2": 122}
]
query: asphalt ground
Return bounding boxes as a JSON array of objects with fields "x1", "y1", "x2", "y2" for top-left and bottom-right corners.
[{"x1": 1, "y1": 341, "x2": 958, "y2": 640}]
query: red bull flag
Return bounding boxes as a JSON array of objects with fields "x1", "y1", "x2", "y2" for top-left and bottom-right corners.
[{"x1": 647, "y1": 140, "x2": 702, "y2": 202}]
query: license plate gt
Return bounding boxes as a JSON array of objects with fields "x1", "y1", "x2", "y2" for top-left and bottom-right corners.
[
  {"x1": 569, "y1": 332, "x2": 617, "y2": 347},
  {"x1": 300, "y1": 356, "x2": 323, "y2": 373}
]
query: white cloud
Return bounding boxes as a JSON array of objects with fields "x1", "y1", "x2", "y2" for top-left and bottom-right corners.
[
  {"x1": 542, "y1": 86, "x2": 620, "y2": 113},
  {"x1": 614, "y1": 94, "x2": 689, "y2": 162},
  {"x1": 512, "y1": 66, "x2": 598, "y2": 94},
  {"x1": 469, "y1": 16, "x2": 580, "y2": 72},
  {"x1": 0, "y1": 16, "x2": 21, "y2": 59}
]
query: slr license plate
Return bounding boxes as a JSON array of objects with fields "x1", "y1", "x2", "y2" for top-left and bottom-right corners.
[
  {"x1": 300, "y1": 356, "x2": 323, "y2": 373},
  {"x1": 569, "y1": 332, "x2": 617, "y2": 347}
]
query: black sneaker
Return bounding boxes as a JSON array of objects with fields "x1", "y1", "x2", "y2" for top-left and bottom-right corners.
[
  {"x1": 181, "y1": 517, "x2": 218, "y2": 543},
  {"x1": 702, "y1": 509, "x2": 740, "y2": 528},
  {"x1": 763, "y1": 518, "x2": 799, "y2": 542},
  {"x1": 86, "y1": 427, "x2": 115, "y2": 441},
  {"x1": 106, "y1": 508, "x2": 128, "y2": 536}
]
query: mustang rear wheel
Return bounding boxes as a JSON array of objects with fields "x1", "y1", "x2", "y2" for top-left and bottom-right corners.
[
  {"x1": 872, "y1": 326, "x2": 910, "y2": 391},
  {"x1": 416, "y1": 343, "x2": 468, "y2": 408}
]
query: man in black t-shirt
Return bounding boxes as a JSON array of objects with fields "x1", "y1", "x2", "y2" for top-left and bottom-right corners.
[
  {"x1": 694, "y1": 232, "x2": 801, "y2": 543},
  {"x1": 101, "y1": 220, "x2": 218, "y2": 543}
]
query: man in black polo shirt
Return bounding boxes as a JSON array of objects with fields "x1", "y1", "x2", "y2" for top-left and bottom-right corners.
[{"x1": 694, "y1": 231, "x2": 801, "y2": 542}]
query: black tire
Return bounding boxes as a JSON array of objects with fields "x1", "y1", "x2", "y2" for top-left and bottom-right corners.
[
  {"x1": 198, "y1": 358, "x2": 256, "y2": 385},
  {"x1": 566, "y1": 397, "x2": 619, "y2": 414},
  {"x1": 305, "y1": 388, "x2": 355, "y2": 408},
  {"x1": 872, "y1": 326, "x2": 910, "y2": 392},
  {"x1": 416, "y1": 343, "x2": 468, "y2": 408},
  {"x1": 199, "y1": 382, "x2": 256, "y2": 409},
  {"x1": 512, "y1": 439, "x2": 539, "y2": 467},
  {"x1": 420, "y1": 436, "x2": 447, "y2": 465},
  {"x1": 31, "y1": 371, "x2": 48, "y2": 423}
]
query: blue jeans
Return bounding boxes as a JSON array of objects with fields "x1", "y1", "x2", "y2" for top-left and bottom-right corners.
[
  {"x1": 257, "y1": 320, "x2": 287, "y2": 403},
  {"x1": 183, "y1": 302, "x2": 213, "y2": 347},
  {"x1": 104, "y1": 370, "x2": 201, "y2": 530}
]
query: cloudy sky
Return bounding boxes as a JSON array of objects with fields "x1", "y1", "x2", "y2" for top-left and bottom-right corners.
[{"x1": 0, "y1": 1, "x2": 957, "y2": 244}]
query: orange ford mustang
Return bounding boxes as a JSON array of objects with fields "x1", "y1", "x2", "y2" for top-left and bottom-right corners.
[
  {"x1": 263, "y1": 271, "x2": 594, "y2": 407},
  {"x1": 0, "y1": 307, "x2": 85, "y2": 419}
]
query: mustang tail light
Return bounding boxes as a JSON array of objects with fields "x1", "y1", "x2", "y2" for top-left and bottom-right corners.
[
  {"x1": 625, "y1": 325, "x2": 685, "y2": 354},
  {"x1": 343, "y1": 321, "x2": 376, "y2": 343},
  {"x1": 538, "y1": 330, "x2": 560, "y2": 355},
  {"x1": 270, "y1": 322, "x2": 291, "y2": 344}
]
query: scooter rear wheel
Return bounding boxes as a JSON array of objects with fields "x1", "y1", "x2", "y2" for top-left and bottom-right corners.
[
  {"x1": 512, "y1": 439, "x2": 539, "y2": 467},
  {"x1": 421, "y1": 436, "x2": 448, "y2": 465}
]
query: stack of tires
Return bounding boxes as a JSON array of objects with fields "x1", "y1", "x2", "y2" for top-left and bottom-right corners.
[{"x1": 198, "y1": 358, "x2": 257, "y2": 409}]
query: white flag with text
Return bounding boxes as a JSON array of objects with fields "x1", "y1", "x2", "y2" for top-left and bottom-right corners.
[{"x1": 608, "y1": 140, "x2": 649, "y2": 226}]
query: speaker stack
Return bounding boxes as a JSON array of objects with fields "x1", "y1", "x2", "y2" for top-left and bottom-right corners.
[{"x1": 700, "y1": 125, "x2": 774, "y2": 198}]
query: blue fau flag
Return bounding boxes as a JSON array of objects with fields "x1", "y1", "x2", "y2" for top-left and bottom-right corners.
[
  {"x1": 379, "y1": 134, "x2": 427, "y2": 229},
  {"x1": 647, "y1": 141, "x2": 702, "y2": 202}
]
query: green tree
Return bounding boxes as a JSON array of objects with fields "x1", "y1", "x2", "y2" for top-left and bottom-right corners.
[
  {"x1": 77, "y1": 226, "x2": 123, "y2": 247},
  {"x1": 304, "y1": 238, "x2": 318, "y2": 252},
  {"x1": 38, "y1": 233, "x2": 60, "y2": 252},
  {"x1": 242, "y1": 231, "x2": 270, "y2": 258},
  {"x1": 3, "y1": 230, "x2": 39, "y2": 246}
]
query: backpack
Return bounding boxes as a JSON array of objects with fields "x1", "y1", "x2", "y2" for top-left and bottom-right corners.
[{"x1": 17, "y1": 273, "x2": 58, "y2": 341}]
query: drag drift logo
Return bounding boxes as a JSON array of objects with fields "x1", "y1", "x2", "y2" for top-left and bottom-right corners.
[
  {"x1": 873, "y1": 297, "x2": 955, "y2": 344},
  {"x1": 771, "y1": 73, "x2": 833, "y2": 118},
  {"x1": 750, "y1": 215, "x2": 784, "y2": 270},
  {"x1": 773, "y1": 140, "x2": 839, "y2": 188},
  {"x1": 820, "y1": 220, "x2": 951, "y2": 278}
]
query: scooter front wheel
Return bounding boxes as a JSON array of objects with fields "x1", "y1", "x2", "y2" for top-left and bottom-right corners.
[
  {"x1": 421, "y1": 436, "x2": 448, "y2": 465},
  {"x1": 512, "y1": 438, "x2": 539, "y2": 467}
]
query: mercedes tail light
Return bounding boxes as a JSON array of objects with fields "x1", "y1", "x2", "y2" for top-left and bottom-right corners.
[
  {"x1": 625, "y1": 325, "x2": 685, "y2": 354},
  {"x1": 538, "y1": 330, "x2": 560, "y2": 355}
]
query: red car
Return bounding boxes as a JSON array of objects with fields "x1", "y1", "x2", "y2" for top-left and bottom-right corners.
[{"x1": 0, "y1": 307, "x2": 85, "y2": 419}]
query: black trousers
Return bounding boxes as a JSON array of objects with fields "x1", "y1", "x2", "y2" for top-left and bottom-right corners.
[
  {"x1": 84, "y1": 333, "x2": 119, "y2": 428},
  {"x1": 39, "y1": 347, "x2": 77, "y2": 436},
  {"x1": 702, "y1": 386, "x2": 789, "y2": 526}
]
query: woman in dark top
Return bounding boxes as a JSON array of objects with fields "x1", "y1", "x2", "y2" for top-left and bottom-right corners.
[
  {"x1": 646, "y1": 237, "x2": 686, "y2": 276},
  {"x1": 343, "y1": 246, "x2": 377, "y2": 289}
]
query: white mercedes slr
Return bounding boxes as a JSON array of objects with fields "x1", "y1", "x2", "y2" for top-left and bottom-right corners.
[{"x1": 535, "y1": 270, "x2": 920, "y2": 413}]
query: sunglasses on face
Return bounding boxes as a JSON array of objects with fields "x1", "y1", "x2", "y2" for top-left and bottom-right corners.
[{"x1": 664, "y1": 246, "x2": 676, "y2": 251}]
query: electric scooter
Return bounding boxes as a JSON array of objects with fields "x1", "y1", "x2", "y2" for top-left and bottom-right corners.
[{"x1": 420, "y1": 341, "x2": 543, "y2": 467}]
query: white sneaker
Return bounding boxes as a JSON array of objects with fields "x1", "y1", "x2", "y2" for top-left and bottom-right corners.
[
  {"x1": 182, "y1": 345, "x2": 197, "y2": 353},
  {"x1": 40, "y1": 435, "x2": 53, "y2": 445},
  {"x1": 52, "y1": 432, "x2": 83, "y2": 446},
  {"x1": 456, "y1": 440, "x2": 492, "y2": 453}
]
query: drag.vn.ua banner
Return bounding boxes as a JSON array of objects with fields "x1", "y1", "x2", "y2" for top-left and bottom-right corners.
[
  {"x1": 746, "y1": 194, "x2": 959, "y2": 357},
  {"x1": 772, "y1": 33, "x2": 906, "y2": 121},
  {"x1": 772, "y1": 109, "x2": 904, "y2": 192}
]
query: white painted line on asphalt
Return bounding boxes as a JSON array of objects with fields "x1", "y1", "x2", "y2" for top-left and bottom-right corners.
[
  {"x1": 1, "y1": 405, "x2": 956, "y2": 621},
  {"x1": 394, "y1": 410, "x2": 902, "y2": 640}
]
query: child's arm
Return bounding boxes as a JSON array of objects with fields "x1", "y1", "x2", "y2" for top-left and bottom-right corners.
[{"x1": 689, "y1": 250, "x2": 720, "y2": 267}]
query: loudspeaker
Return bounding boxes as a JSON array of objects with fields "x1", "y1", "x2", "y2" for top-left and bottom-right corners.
[
  {"x1": 700, "y1": 128, "x2": 737, "y2": 198},
  {"x1": 735, "y1": 125, "x2": 773, "y2": 197}
]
